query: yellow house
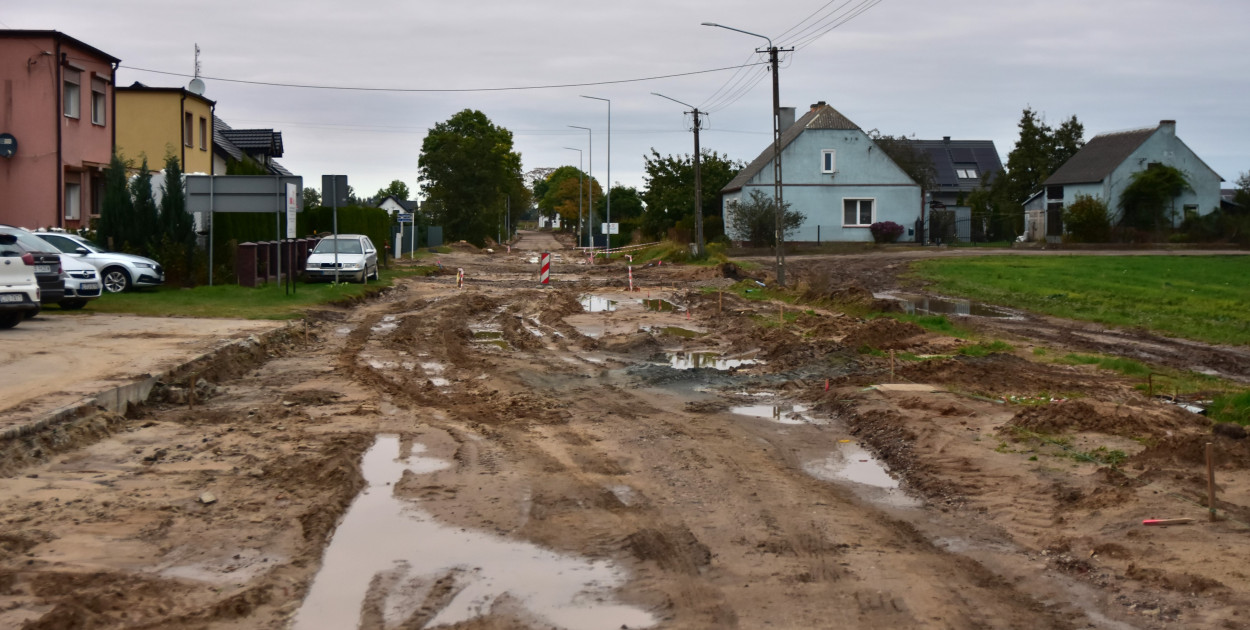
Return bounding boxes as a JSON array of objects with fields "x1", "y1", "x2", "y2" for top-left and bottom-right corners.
[{"x1": 115, "y1": 82, "x2": 215, "y2": 173}]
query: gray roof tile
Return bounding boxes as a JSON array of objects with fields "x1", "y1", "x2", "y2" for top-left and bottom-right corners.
[
  {"x1": 1045, "y1": 127, "x2": 1154, "y2": 185},
  {"x1": 722, "y1": 103, "x2": 861, "y2": 193}
]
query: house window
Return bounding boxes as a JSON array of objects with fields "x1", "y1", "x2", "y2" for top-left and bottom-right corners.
[
  {"x1": 843, "y1": 198, "x2": 874, "y2": 226},
  {"x1": 64, "y1": 69, "x2": 81, "y2": 118},
  {"x1": 65, "y1": 182, "x2": 82, "y2": 220},
  {"x1": 821, "y1": 149, "x2": 837, "y2": 174},
  {"x1": 91, "y1": 76, "x2": 107, "y2": 125},
  {"x1": 184, "y1": 112, "x2": 193, "y2": 146},
  {"x1": 199, "y1": 117, "x2": 208, "y2": 150},
  {"x1": 954, "y1": 163, "x2": 978, "y2": 179}
]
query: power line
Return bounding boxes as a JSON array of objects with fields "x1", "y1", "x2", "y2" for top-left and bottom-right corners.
[{"x1": 119, "y1": 61, "x2": 768, "y2": 93}]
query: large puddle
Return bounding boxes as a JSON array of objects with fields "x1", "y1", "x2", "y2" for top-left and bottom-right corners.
[
  {"x1": 882, "y1": 293, "x2": 1014, "y2": 318},
  {"x1": 731, "y1": 402, "x2": 822, "y2": 425},
  {"x1": 666, "y1": 352, "x2": 756, "y2": 371},
  {"x1": 803, "y1": 444, "x2": 920, "y2": 508},
  {"x1": 580, "y1": 295, "x2": 617, "y2": 313},
  {"x1": 292, "y1": 435, "x2": 655, "y2": 630}
]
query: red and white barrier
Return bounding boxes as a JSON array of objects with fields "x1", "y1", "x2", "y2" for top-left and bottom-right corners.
[
  {"x1": 456, "y1": 268, "x2": 464, "y2": 289},
  {"x1": 539, "y1": 252, "x2": 551, "y2": 285}
]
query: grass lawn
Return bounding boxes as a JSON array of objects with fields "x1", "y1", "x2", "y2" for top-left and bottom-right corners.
[
  {"x1": 910, "y1": 255, "x2": 1250, "y2": 345},
  {"x1": 55, "y1": 266, "x2": 435, "y2": 320}
]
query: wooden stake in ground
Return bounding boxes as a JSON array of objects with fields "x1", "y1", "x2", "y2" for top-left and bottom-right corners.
[
  {"x1": 890, "y1": 350, "x2": 896, "y2": 382},
  {"x1": 779, "y1": 304, "x2": 784, "y2": 326},
  {"x1": 1207, "y1": 442, "x2": 1217, "y2": 522},
  {"x1": 188, "y1": 375, "x2": 197, "y2": 409},
  {"x1": 1147, "y1": 373, "x2": 1153, "y2": 397},
  {"x1": 718, "y1": 289, "x2": 723, "y2": 315}
]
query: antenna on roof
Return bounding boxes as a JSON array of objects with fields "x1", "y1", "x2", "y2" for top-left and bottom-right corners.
[{"x1": 187, "y1": 44, "x2": 205, "y2": 95}]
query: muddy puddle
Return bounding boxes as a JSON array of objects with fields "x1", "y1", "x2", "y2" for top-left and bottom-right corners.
[
  {"x1": 293, "y1": 434, "x2": 655, "y2": 630},
  {"x1": 730, "y1": 401, "x2": 822, "y2": 425},
  {"x1": 371, "y1": 315, "x2": 399, "y2": 335},
  {"x1": 880, "y1": 293, "x2": 1015, "y2": 318},
  {"x1": 580, "y1": 295, "x2": 617, "y2": 312},
  {"x1": 803, "y1": 444, "x2": 920, "y2": 509},
  {"x1": 641, "y1": 298, "x2": 677, "y2": 312},
  {"x1": 666, "y1": 352, "x2": 756, "y2": 371}
]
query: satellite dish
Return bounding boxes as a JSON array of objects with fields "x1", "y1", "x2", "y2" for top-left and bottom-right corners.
[{"x1": 187, "y1": 78, "x2": 206, "y2": 95}]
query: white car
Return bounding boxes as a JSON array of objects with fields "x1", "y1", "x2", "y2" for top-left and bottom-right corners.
[
  {"x1": 34, "y1": 231, "x2": 164, "y2": 293},
  {"x1": 0, "y1": 233, "x2": 41, "y2": 329},
  {"x1": 304, "y1": 234, "x2": 379, "y2": 283},
  {"x1": 58, "y1": 255, "x2": 102, "y2": 310}
]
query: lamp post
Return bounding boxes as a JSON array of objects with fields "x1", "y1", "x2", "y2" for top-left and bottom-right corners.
[
  {"x1": 652, "y1": 92, "x2": 705, "y2": 257},
  {"x1": 581, "y1": 95, "x2": 610, "y2": 259},
  {"x1": 568, "y1": 124, "x2": 593, "y2": 249},
  {"x1": 702, "y1": 22, "x2": 791, "y2": 285},
  {"x1": 563, "y1": 147, "x2": 583, "y2": 247}
]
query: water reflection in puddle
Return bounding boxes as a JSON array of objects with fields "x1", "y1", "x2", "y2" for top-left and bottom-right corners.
[
  {"x1": 372, "y1": 315, "x2": 399, "y2": 334},
  {"x1": 667, "y1": 352, "x2": 756, "y2": 371},
  {"x1": 580, "y1": 295, "x2": 617, "y2": 312},
  {"x1": 293, "y1": 435, "x2": 655, "y2": 630},
  {"x1": 884, "y1": 294, "x2": 1013, "y2": 318},
  {"x1": 429, "y1": 377, "x2": 450, "y2": 387},
  {"x1": 640, "y1": 299, "x2": 676, "y2": 312},
  {"x1": 730, "y1": 402, "x2": 822, "y2": 425},
  {"x1": 803, "y1": 444, "x2": 920, "y2": 508},
  {"x1": 640, "y1": 325, "x2": 701, "y2": 338}
]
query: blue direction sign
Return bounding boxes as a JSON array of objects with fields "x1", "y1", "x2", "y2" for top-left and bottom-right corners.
[{"x1": 397, "y1": 213, "x2": 414, "y2": 223}]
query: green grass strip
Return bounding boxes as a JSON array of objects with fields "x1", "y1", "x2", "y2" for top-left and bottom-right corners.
[{"x1": 911, "y1": 255, "x2": 1250, "y2": 345}]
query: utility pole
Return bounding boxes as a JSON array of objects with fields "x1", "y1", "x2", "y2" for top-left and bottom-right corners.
[
  {"x1": 702, "y1": 23, "x2": 792, "y2": 285},
  {"x1": 652, "y1": 92, "x2": 707, "y2": 257}
]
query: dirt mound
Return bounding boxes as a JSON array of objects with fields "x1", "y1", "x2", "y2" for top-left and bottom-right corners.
[
  {"x1": 448, "y1": 240, "x2": 481, "y2": 252},
  {"x1": 841, "y1": 317, "x2": 926, "y2": 351},
  {"x1": 1005, "y1": 400, "x2": 1206, "y2": 438},
  {"x1": 600, "y1": 331, "x2": 663, "y2": 357},
  {"x1": 624, "y1": 526, "x2": 712, "y2": 575},
  {"x1": 536, "y1": 290, "x2": 585, "y2": 325},
  {"x1": 1130, "y1": 433, "x2": 1250, "y2": 470},
  {"x1": 896, "y1": 354, "x2": 1093, "y2": 397}
]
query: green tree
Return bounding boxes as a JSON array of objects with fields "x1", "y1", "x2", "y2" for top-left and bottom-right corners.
[
  {"x1": 537, "y1": 166, "x2": 601, "y2": 228},
  {"x1": 1233, "y1": 172, "x2": 1250, "y2": 214},
  {"x1": 1119, "y1": 165, "x2": 1191, "y2": 232},
  {"x1": 374, "y1": 180, "x2": 411, "y2": 203},
  {"x1": 595, "y1": 185, "x2": 644, "y2": 222},
  {"x1": 726, "y1": 189, "x2": 804, "y2": 247},
  {"x1": 869, "y1": 133, "x2": 937, "y2": 190},
  {"x1": 641, "y1": 149, "x2": 742, "y2": 241},
  {"x1": 97, "y1": 153, "x2": 135, "y2": 251},
  {"x1": 159, "y1": 154, "x2": 194, "y2": 243},
  {"x1": 1062, "y1": 194, "x2": 1111, "y2": 242},
  {"x1": 303, "y1": 187, "x2": 321, "y2": 210},
  {"x1": 418, "y1": 109, "x2": 525, "y2": 245},
  {"x1": 128, "y1": 157, "x2": 160, "y2": 253}
]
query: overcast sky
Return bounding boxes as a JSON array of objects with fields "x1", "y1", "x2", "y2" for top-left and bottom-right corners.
[{"x1": 8, "y1": 0, "x2": 1249, "y2": 200}]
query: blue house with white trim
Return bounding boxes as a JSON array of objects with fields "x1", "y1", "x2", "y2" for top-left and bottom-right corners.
[
  {"x1": 1026, "y1": 120, "x2": 1223, "y2": 238},
  {"x1": 720, "y1": 102, "x2": 921, "y2": 243}
]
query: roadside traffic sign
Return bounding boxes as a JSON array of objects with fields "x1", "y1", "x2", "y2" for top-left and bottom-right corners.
[{"x1": 397, "y1": 213, "x2": 414, "y2": 223}]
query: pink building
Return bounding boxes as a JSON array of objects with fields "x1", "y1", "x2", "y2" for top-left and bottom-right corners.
[{"x1": 0, "y1": 31, "x2": 119, "y2": 230}]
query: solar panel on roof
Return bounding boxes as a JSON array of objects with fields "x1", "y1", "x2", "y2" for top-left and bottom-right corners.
[
  {"x1": 972, "y1": 147, "x2": 1003, "y2": 170},
  {"x1": 949, "y1": 147, "x2": 975, "y2": 162}
]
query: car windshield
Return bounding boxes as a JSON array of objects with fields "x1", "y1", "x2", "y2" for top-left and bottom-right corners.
[
  {"x1": 0, "y1": 229, "x2": 58, "y2": 254},
  {"x1": 313, "y1": 239, "x2": 363, "y2": 255},
  {"x1": 38, "y1": 234, "x2": 105, "y2": 254}
]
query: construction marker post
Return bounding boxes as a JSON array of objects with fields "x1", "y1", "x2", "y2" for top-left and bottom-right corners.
[
  {"x1": 539, "y1": 252, "x2": 551, "y2": 285},
  {"x1": 625, "y1": 255, "x2": 633, "y2": 292},
  {"x1": 456, "y1": 268, "x2": 464, "y2": 289}
]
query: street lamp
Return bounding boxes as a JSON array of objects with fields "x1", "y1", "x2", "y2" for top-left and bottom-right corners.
[
  {"x1": 581, "y1": 95, "x2": 610, "y2": 259},
  {"x1": 568, "y1": 124, "x2": 593, "y2": 249},
  {"x1": 563, "y1": 146, "x2": 583, "y2": 247},
  {"x1": 702, "y1": 21, "x2": 791, "y2": 285},
  {"x1": 652, "y1": 92, "x2": 706, "y2": 257}
]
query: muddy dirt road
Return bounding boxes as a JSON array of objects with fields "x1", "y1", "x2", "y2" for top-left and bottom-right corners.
[{"x1": 1, "y1": 233, "x2": 1247, "y2": 629}]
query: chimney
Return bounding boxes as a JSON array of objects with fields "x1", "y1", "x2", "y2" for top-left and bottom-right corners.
[
  {"x1": 809, "y1": 101, "x2": 826, "y2": 112},
  {"x1": 1159, "y1": 120, "x2": 1176, "y2": 136},
  {"x1": 779, "y1": 107, "x2": 796, "y2": 130},
  {"x1": 943, "y1": 136, "x2": 951, "y2": 143}
]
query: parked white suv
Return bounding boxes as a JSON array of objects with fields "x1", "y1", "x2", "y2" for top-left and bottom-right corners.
[
  {"x1": 34, "y1": 231, "x2": 164, "y2": 293},
  {"x1": 0, "y1": 233, "x2": 41, "y2": 329}
]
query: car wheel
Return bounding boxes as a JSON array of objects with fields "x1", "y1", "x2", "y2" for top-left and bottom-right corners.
[
  {"x1": 102, "y1": 267, "x2": 132, "y2": 293},
  {"x1": 59, "y1": 299, "x2": 88, "y2": 310},
  {"x1": 0, "y1": 312, "x2": 22, "y2": 329},
  {"x1": 370, "y1": 265, "x2": 379, "y2": 280},
  {"x1": 24, "y1": 305, "x2": 41, "y2": 319}
]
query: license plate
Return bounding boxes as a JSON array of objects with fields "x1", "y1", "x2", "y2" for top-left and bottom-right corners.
[
  {"x1": 81, "y1": 283, "x2": 99, "y2": 291},
  {"x1": 35, "y1": 264, "x2": 52, "y2": 274},
  {"x1": 0, "y1": 294, "x2": 22, "y2": 303}
]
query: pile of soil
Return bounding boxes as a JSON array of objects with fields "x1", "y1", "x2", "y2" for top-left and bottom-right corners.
[
  {"x1": 841, "y1": 318, "x2": 926, "y2": 351},
  {"x1": 896, "y1": 354, "x2": 1093, "y2": 397},
  {"x1": 448, "y1": 240, "x2": 481, "y2": 252},
  {"x1": 1130, "y1": 433, "x2": 1250, "y2": 470},
  {"x1": 1005, "y1": 400, "x2": 1207, "y2": 438}
]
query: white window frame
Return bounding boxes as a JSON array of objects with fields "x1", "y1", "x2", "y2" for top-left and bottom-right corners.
[
  {"x1": 821, "y1": 149, "x2": 837, "y2": 174},
  {"x1": 65, "y1": 182, "x2": 82, "y2": 220},
  {"x1": 64, "y1": 69, "x2": 81, "y2": 119},
  {"x1": 954, "y1": 164, "x2": 979, "y2": 179},
  {"x1": 91, "y1": 76, "x2": 107, "y2": 125},
  {"x1": 842, "y1": 197, "x2": 875, "y2": 227}
]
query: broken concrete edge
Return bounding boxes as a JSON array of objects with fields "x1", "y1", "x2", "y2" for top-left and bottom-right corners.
[{"x1": 0, "y1": 321, "x2": 304, "y2": 444}]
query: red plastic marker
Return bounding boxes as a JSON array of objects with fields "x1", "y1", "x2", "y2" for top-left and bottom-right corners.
[{"x1": 1142, "y1": 518, "x2": 1194, "y2": 526}]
